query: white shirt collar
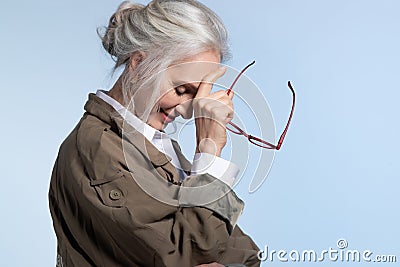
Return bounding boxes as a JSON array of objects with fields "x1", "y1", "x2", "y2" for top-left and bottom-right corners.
[{"x1": 96, "y1": 90, "x2": 159, "y2": 142}]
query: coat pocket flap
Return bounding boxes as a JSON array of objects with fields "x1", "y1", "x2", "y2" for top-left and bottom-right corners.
[{"x1": 91, "y1": 171, "x2": 127, "y2": 207}]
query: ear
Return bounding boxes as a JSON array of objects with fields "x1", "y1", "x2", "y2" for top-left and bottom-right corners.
[{"x1": 129, "y1": 51, "x2": 146, "y2": 69}]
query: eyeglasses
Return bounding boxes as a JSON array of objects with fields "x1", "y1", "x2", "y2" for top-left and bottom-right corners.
[{"x1": 226, "y1": 61, "x2": 296, "y2": 150}]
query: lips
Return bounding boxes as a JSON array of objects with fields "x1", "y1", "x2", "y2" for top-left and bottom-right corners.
[{"x1": 160, "y1": 108, "x2": 174, "y2": 123}]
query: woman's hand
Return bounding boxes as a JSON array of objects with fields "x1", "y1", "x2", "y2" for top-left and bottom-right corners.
[
  {"x1": 193, "y1": 66, "x2": 233, "y2": 157},
  {"x1": 195, "y1": 262, "x2": 225, "y2": 267}
]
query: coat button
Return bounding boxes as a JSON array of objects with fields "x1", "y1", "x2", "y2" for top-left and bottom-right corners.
[{"x1": 109, "y1": 189, "x2": 122, "y2": 200}]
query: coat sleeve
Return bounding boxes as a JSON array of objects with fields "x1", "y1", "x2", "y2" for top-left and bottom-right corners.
[{"x1": 50, "y1": 117, "x2": 260, "y2": 267}]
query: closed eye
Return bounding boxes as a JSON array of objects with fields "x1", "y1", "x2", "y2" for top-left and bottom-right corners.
[
  {"x1": 174, "y1": 85, "x2": 186, "y2": 96},
  {"x1": 173, "y1": 82, "x2": 198, "y2": 97}
]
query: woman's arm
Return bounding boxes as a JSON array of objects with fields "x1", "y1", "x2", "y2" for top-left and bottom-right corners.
[{"x1": 49, "y1": 108, "x2": 259, "y2": 267}]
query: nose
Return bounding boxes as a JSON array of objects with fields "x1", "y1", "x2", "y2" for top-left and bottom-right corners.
[{"x1": 175, "y1": 96, "x2": 194, "y2": 119}]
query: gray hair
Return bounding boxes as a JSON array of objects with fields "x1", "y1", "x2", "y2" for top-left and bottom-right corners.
[{"x1": 98, "y1": 0, "x2": 230, "y2": 119}]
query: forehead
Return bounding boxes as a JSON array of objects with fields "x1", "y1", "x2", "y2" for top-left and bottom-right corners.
[{"x1": 166, "y1": 51, "x2": 221, "y2": 88}]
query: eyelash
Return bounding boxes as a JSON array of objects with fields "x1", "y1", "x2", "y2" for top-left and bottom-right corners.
[{"x1": 174, "y1": 86, "x2": 186, "y2": 96}]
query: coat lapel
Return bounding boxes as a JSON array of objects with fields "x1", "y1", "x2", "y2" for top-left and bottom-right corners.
[{"x1": 85, "y1": 93, "x2": 193, "y2": 185}]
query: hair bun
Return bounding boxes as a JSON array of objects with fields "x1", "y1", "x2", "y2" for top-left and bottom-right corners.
[
  {"x1": 98, "y1": 0, "x2": 230, "y2": 73},
  {"x1": 99, "y1": 1, "x2": 144, "y2": 58},
  {"x1": 111, "y1": 1, "x2": 144, "y2": 26}
]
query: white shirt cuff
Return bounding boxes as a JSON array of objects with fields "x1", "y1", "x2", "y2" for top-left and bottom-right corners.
[{"x1": 191, "y1": 153, "x2": 239, "y2": 187}]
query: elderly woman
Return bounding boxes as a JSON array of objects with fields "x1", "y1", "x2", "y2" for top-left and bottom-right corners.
[{"x1": 48, "y1": 0, "x2": 260, "y2": 266}]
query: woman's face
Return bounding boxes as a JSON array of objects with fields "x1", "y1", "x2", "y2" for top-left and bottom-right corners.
[{"x1": 146, "y1": 50, "x2": 221, "y2": 130}]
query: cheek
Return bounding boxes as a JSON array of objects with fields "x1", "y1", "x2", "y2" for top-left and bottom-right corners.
[{"x1": 158, "y1": 91, "x2": 179, "y2": 108}]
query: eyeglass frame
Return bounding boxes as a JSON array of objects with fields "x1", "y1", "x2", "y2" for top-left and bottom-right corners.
[{"x1": 225, "y1": 61, "x2": 296, "y2": 150}]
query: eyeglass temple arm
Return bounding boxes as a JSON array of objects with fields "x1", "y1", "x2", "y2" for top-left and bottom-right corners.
[
  {"x1": 226, "y1": 61, "x2": 296, "y2": 151},
  {"x1": 276, "y1": 81, "x2": 296, "y2": 150},
  {"x1": 227, "y1": 60, "x2": 256, "y2": 96}
]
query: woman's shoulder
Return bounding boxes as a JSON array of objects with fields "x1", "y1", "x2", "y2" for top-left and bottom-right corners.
[
  {"x1": 76, "y1": 112, "x2": 124, "y2": 163},
  {"x1": 55, "y1": 103, "x2": 125, "y2": 174},
  {"x1": 71, "y1": 93, "x2": 124, "y2": 158}
]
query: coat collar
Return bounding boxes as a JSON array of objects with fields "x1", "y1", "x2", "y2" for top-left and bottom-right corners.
[{"x1": 84, "y1": 93, "x2": 192, "y2": 176}]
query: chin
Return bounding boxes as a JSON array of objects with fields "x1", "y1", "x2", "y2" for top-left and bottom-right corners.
[
  {"x1": 147, "y1": 120, "x2": 165, "y2": 131},
  {"x1": 147, "y1": 112, "x2": 172, "y2": 131},
  {"x1": 157, "y1": 123, "x2": 167, "y2": 131}
]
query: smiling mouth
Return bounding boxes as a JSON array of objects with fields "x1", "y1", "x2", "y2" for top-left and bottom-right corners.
[{"x1": 160, "y1": 108, "x2": 174, "y2": 123}]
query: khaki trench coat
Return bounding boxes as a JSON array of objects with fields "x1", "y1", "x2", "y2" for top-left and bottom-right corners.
[{"x1": 48, "y1": 93, "x2": 260, "y2": 267}]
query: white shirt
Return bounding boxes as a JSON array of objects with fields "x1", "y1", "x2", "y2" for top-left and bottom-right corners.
[{"x1": 96, "y1": 90, "x2": 239, "y2": 187}]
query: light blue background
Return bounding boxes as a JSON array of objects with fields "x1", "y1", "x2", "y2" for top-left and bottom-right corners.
[{"x1": 1, "y1": 0, "x2": 399, "y2": 266}]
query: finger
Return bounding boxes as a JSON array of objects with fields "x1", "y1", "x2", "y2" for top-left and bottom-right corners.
[
  {"x1": 195, "y1": 66, "x2": 226, "y2": 98},
  {"x1": 207, "y1": 91, "x2": 234, "y2": 108},
  {"x1": 196, "y1": 96, "x2": 233, "y2": 111},
  {"x1": 212, "y1": 105, "x2": 234, "y2": 123},
  {"x1": 226, "y1": 89, "x2": 234, "y2": 100},
  {"x1": 206, "y1": 89, "x2": 234, "y2": 100},
  {"x1": 195, "y1": 100, "x2": 234, "y2": 122},
  {"x1": 209, "y1": 90, "x2": 229, "y2": 99},
  {"x1": 212, "y1": 95, "x2": 234, "y2": 109}
]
